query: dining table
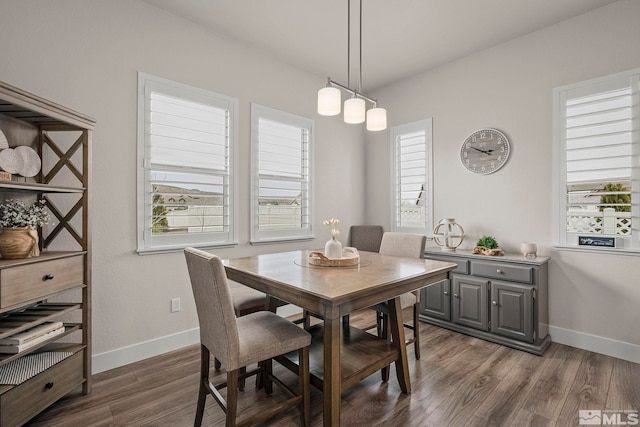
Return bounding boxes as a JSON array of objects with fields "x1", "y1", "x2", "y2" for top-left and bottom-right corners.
[{"x1": 223, "y1": 249, "x2": 456, "y2": 427}]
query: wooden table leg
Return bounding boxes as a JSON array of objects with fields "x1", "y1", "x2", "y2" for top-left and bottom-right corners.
[
  {"x1": 388, "y1": 297, "x2": 411, "y2": 393},
  {"x1": 323, "y1": 312, "x2": 341, "y2": 426}
]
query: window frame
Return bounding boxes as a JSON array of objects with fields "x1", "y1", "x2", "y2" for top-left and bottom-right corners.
[
  {"x1": 553, "y1": 68, "x2": 640, "y2": 254},
  {"x1": 250, "y1": 103, "x2": 314, "y2": 244},
  {"x1": 136, "y1": 72, "x2": 238, "y2": 254},
  {"x1": 389, "y1": 118, "x2": 434, "y2": 235}
]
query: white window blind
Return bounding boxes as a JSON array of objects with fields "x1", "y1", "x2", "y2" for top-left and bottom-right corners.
[
  {"x1": 251, "y1": 104, "x2": 313, "y2": 243},
  {"x1": 554, "y1": 69, "x2": 640, "y2": 251},
  {"x1": 137, "y1": 73, "x2": 237, "y2": 253},
  {"x1": 391, "y1": 119, "x2": 433, "y2": 234}
]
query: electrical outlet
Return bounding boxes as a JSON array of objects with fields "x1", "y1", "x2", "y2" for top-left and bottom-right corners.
[{"x1": 171, "y1": 298, "x2": 181, "y2": 313}]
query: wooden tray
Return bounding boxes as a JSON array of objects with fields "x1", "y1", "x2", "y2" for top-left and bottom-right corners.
[{"x1": 308, "y1": 248, "x2": 360, "y2": 267}]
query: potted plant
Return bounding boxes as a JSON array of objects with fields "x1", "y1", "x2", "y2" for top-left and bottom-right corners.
[
  {"x1": 473, "y1": 235, "x2": 504, "y2": 256},
  {"x1": 0, "y1": 199, "x2": 50, "y2": 259}
]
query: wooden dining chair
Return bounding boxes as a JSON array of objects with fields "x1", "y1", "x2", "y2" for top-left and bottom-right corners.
[
  {"x1": 369, "y1": 232, "x2": 426, "y2": 381},
  {"x1": 184, "y1": 247, "x2": 311, "y2": 427}
]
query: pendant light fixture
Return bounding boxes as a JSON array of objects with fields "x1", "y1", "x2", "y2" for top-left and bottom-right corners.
[{"x1": 317, "y1": 0, "x2": 387, "y2": 131}]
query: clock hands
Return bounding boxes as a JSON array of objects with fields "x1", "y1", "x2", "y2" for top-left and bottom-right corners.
[{"x1": 471, "y1": 147, "x2": 493, "y2": 155}]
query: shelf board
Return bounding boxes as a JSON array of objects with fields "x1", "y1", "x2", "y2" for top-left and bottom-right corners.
[
  {"x1": 0, "y1": 81, "x2": 95, "y2": 129},
  {"x1": 280, "y1": 324, "x2": 400, "y2": 392},
  {"x1": 0, "y1": 251, "x2": 85, "y2": 270},
  {"x1": 0, "y1": 303, "x2": 81, "y2": 340},
  {"x1": 0, "y1": 181, "x2": 84, "y2": 193},
  {"x1": 0, "y1": 323, "x2": 81, "y2": 366}
]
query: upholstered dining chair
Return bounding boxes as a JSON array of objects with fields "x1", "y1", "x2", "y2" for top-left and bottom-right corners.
[
  {"x1": 214, "y1": 281, "x2": 269, "y2": 389},
  {"x1": 184, "y1": 247, "x2": 311, "y2": 427},
  {"x1": 349, "y1": 225, "x2": 384, "y2": 252},
  {"x1": 370, "y1": 232, "x2": 426, "y2": 381}
]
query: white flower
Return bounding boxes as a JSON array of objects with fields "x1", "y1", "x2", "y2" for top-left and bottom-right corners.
[
  {"x1": 323, "y1": 218, "x2": 340, "y2": 238},
  {"x1": 0, "y1": 199, "x2": 50, "y2": 228}
]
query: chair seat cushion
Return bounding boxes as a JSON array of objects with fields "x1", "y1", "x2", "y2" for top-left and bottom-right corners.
[
  {"x1": 228, "y1": 280, "x2": 267, "y2": 313},
  {"x1": 235, "y1": 311, "x2": 311, "y2": 369},
  {"x1": 370, "y1": 291, "x2": 418, "y2": 313}
]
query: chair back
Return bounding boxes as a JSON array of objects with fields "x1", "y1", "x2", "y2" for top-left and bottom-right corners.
[
  {"x1": 379, "y1": 232, "x2": 426, "y2": 259},
  {"x1": 184, "y1": 247, "x2": 239, "y2": 369},
  {"x1": 349, "y1": 225, "x2": 384, "y2": 252}
]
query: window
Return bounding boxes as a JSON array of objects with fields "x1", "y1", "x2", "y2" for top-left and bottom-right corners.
[
  {"x1": 250, "y1": 104, "x2": 313, "y2": 243},
  {"x1": 137, "y1": 73, "x2": 237, "y2": 253},
  {"x1": 553, "y1": 69, "x2": 640, "y2": 251},
  {"x1": 390, "y1": 119, "x2": 433, "y2": 234}
]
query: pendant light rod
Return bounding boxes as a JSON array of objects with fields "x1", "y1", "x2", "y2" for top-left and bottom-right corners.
[
  {"x1": 358, "y1": 0, "x2": 362, "y2": 94},
  {"x1": 324, "y1": 78, "x2": 378, "y2": 107},
  {"x1": 347, "y1": 0, "x2": 351, "y2": 89}
]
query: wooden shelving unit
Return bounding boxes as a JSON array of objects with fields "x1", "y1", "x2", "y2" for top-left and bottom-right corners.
[{"x1": 0, "y1": 81, "x2": 94, "y2": 426}]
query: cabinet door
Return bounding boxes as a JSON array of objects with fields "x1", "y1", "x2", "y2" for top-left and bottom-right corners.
[
  {"x1": 420, "y1": 279, "x2": 451, "y2": 321},
  {"x1": 490, "y1": 281, "x2": 534, "y2": 342},
  {"x1": 453, "y1": 275, "x2": 488, "y2": 331}
]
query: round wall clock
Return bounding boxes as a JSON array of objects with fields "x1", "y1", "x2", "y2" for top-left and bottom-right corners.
[{"x1": 460, "y1": 128, "x2": 510, "y2": 174}]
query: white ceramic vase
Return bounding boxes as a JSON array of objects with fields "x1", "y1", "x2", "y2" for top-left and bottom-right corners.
[
  {"x1": 324, "y1": 236, "x2": 343, "y2": 259},
  {"x1": 521, "y1": 242, "x2": 537, "y2": 259}
]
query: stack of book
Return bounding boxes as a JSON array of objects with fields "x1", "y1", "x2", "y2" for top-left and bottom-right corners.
[{"x1": 0, "y1": 322, "x2": 65, "y2": 354}]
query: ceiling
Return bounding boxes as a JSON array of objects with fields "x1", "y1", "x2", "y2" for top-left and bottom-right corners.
[{"x1": 145, "y1": 0, "x2": 617, "y2": 91}]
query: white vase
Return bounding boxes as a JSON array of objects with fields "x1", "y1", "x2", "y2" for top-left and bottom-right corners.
[
  {"x1": 324, "y1": 236, "x2": 343, "y2": 259},
  {"x1": 521, "y1": 242, "x2": 537, "y2": 259}
]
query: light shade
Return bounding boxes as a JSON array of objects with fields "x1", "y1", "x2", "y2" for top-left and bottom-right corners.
[
  {"x1": 366, "y1": 107, "x2": 387, "y2": 131},
  {"x1": 317, "y1": 87, "x2": 341, "y2": 116},
  {"x1": 344, "y1": 97, "x2": 366, "y2": 124}
]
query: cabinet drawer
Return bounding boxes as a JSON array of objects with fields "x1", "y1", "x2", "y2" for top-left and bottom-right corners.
[
  {"x1": 471, "y1": 261, "x2": 533, "y2": 284},
  {"x1": 0, "y1": 350, "x2": 84, "y2": 427},
  {"x1": 426, "y1": 255, "x2": 469, "y2": 274},
  {"x1": 0, "y1": 255, "x2": 84, "y2": 309}
]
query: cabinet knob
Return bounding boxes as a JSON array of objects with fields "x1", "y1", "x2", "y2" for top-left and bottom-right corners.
[
  {"x1": 454, "y1": 293, "x2": 459, "y2": 298},
  {"x1": 43, "y1": 274, "x2": 55, "y2": 281},
  {"x1": 444, "y1": 291, "x2": 449, "y2": 296},
  {"x1": 496, "y1": 269, "x2": 503, "y2": 274},
  {"x1": 44, "y1": 382, "x2": 54, "y2": 390},
  {"x1": 492, "y1": 301, "x2": 498, "y2": 306}
]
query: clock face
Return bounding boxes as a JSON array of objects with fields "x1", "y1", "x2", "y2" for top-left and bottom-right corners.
[{"x1": 460, "y1": 128, "x2": 510, "y2": 174}]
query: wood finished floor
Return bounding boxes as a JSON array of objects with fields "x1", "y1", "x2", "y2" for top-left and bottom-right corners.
[{"x1": 27, "y1": 309, "x2": 640, "y2": 427}]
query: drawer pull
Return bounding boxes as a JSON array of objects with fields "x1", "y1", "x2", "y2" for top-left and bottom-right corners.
[
  {"x1": 496, "y1": 269, "x2": 503, "y2": 274},
  {"x1": 43, "y1": 274, "x2": 55, "y2": 281},
  {"x1": 44, "y1": 382, "x2": 54, "y2": 390}
]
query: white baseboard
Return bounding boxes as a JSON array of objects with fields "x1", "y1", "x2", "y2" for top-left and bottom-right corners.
[
  {"x1": 92, "y1": 327, "x2": 200, "y2": 374},
  {"x1": 91, "y1": 307, "x2": 304, "y2": 374},
  {"x1": 547, "y1": 324, "x2": 640, "y2": 364},
  {"x1": 93, "y1": 319, "x2": 638, "y2": 375}
]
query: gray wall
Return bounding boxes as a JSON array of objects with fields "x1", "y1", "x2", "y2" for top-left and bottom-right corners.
[
  {"x1": 0, "y1": 0, "x2": 365, "y2": 371},
  {"x1": 365, "y1": 0, "x2": 640, "y2": 360},
  {"x1": 0, "y1": 0, "x2": 637, "y2": 370}
]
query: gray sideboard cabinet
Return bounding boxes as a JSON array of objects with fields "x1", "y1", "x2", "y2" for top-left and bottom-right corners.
[{"x1": 421, "y1": 248, "x2": 551, "y2": 355}]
